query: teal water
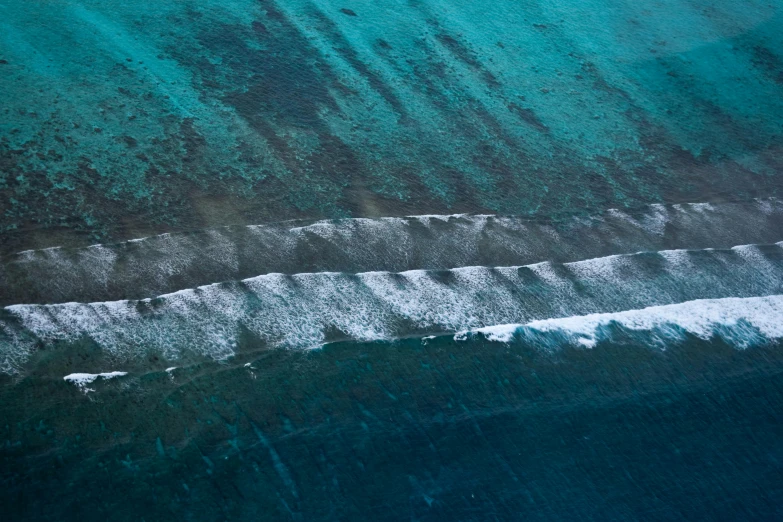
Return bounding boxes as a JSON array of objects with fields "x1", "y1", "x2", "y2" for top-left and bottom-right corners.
[
  {"x1": 1, "y1": 0, "x2": 783, "y2": 252},
  {"x1": 2, "y1": 0, "x2": 783, "y2": 520},
  {"x1": 3, "y1": 331, "x2": 783, "y2": 520}
]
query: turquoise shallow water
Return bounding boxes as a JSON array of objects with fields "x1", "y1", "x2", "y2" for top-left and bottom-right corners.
[
  {"x1": 1, "y1": 0, "x2": 783, "y2": 251},
  {"x1": 2, "y1": 0, "x2": 783, "y2": 520}
]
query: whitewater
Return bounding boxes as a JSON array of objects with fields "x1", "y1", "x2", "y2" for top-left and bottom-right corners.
[
  {"x1": 2, "y1": 199, "x2": 781, "y2": 305},
  {"x1": 2, "y1": 241, "x2": 782, "y2": 374}
]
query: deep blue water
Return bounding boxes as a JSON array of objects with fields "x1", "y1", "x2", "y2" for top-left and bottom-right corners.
[
  {"x1": 2, "y1": 0, "x2": 783, "y2": 520},
  {"x1": 3, "y1": 333, "x2": 783, "y2": 520}
]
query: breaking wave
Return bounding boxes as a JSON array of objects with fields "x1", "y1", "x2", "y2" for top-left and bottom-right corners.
[
  {"x1": 2, "y1": 199, "x2": 782, "y2": 305},
  {"x1": 1, "y1": 241, "x2": 782, "y2": 374},
  {"x1": 459, "y1": 295, "x2": 783, "y2": 350}
]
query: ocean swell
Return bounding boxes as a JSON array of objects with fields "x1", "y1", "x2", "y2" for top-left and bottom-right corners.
[
  {"x1": 2, "y1": 199, "x2": 781, "y2": 305},
  {"x1": 459, "y1": 295, "x2": 783, "y2": 350},
  {"x1": 1, "y1": 241, "x2": 782, "y2": 374}
]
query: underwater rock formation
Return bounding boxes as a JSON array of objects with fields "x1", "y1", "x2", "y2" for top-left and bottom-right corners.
[{"x1": 1, "y1": 0, "x2": 782, "y2": 252}]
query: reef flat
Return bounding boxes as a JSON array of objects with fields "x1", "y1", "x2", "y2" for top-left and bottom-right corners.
[{"x1": 2, "y1": 0, "x2": 782, "y2": 252}]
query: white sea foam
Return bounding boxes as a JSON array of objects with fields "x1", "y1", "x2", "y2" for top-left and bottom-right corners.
[
  {"x1": 1, "y1": 241, "x2": 782, "y2": 374},
  {"x1": 63, "y1": 371, "x2": 128, "y2": 392},
  {"x1": 460, "y1": 295, "x2": 783, "y2": 348},
  {"x1": 7, "y1": 199, "x2": 779, "y2": 260},
  {"x1": 455, "y1": 323, "x2": 518, "y2": 342},
  {"x1": 3, "y1": 199, "x2": 782, "y2": 306}
]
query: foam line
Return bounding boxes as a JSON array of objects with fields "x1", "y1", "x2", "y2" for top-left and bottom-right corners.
[
  {"x1": 62, "y1": 371, "x2": 128, "y2": 392},
  {"x1": 1, "y1": 199, "x2": 781, "y2": 305},
  {"x1": 1, "y1": 242, "x2": 782, "y2": 374},
  {"x1": 460, "y1": 295, "x2": 783, "y2": 349}
]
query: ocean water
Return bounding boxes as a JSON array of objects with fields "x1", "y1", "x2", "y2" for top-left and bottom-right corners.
[{"x1": 2, "y1": 0, "x2": 783, "y2": 520}]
